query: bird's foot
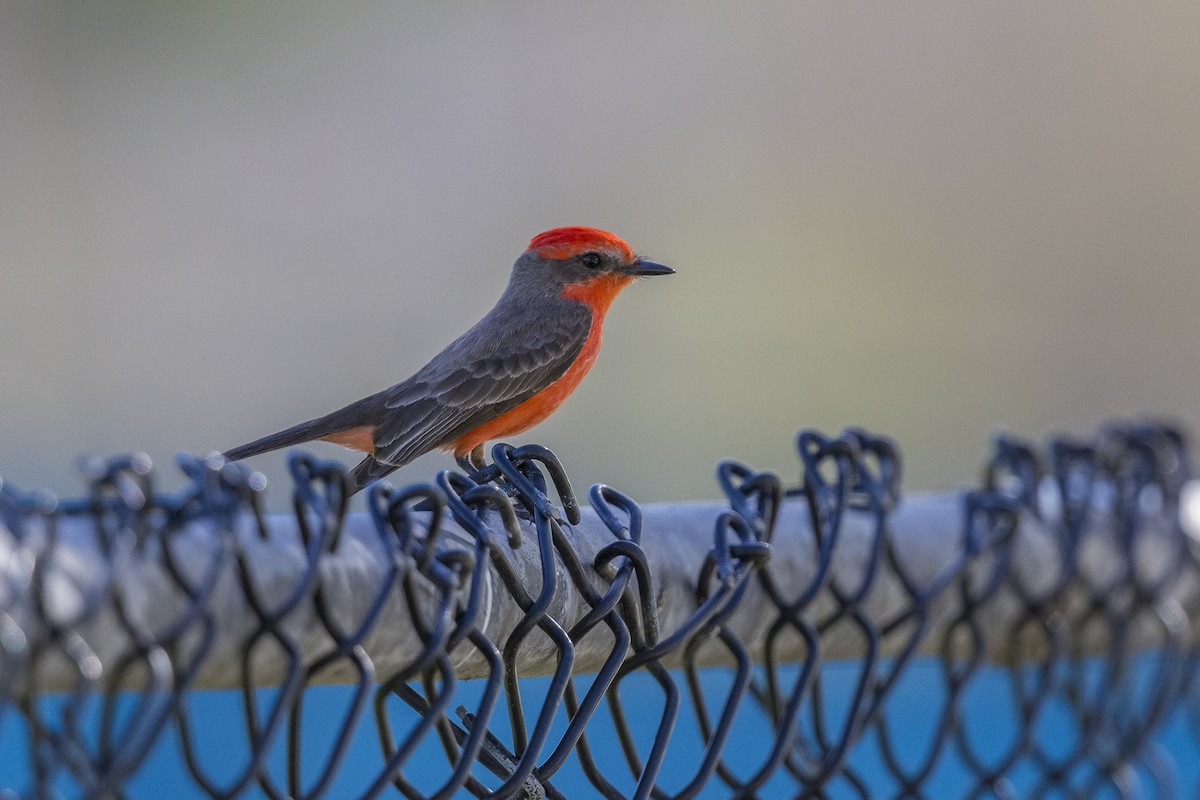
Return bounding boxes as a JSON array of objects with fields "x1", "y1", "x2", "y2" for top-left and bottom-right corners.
[
  {"x1": 457, "y1": 444, "x2": 487, "y2": 472},
  {"x1": 456, "y1": 444, "x2": 498, "y2": 484}
]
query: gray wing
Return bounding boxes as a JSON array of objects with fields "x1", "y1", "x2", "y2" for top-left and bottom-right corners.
[{"x1": 372, "y1": 301, "x2": 592, "y2": 466}]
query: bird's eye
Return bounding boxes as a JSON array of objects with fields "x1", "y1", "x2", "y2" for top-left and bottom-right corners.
[{"x1": 579, "y1": 252, "x2": 602, "y2": 269}]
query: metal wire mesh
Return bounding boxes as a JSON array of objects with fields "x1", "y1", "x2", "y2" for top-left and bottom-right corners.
[{"x1": 1, "y1": 422, "x2": 1199, "y2": 798}]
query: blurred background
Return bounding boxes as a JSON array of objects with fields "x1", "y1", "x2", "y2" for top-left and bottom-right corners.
[{"x1": 3, "y1": 2, "x2": 1199, "y2": 506}]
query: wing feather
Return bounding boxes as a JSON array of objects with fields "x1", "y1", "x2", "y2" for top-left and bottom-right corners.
[{"x1": 372, "y1": 301, "x2": 592, "y2": 466}]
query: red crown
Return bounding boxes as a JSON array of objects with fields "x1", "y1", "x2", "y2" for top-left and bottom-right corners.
[{"x1": 528, "y1": 226, "x2": 634, "y2": 261}]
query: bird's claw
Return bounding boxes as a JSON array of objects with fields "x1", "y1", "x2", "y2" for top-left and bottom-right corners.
[{"x1": 456, "y1": 443, "x2": 491, "y2": 479}]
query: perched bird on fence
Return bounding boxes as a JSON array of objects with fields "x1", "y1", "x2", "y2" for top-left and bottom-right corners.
[{"x1": 224, "y1": 226, "x2": 674, "y2": 491}]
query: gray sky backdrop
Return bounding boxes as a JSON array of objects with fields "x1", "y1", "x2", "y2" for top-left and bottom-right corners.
[{"x1": 3, "y1": 2, "x2": 1199, "y2": 505}]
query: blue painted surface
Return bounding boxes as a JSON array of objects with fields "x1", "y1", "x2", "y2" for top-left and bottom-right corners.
[{"x1": 2, "y1": 657, "x2": 1197, "y2": 798}]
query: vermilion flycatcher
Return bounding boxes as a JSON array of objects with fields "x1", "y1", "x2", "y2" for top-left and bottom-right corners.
[{"x1": 225, "y1": 226, "x2": 674, "y2": 490}]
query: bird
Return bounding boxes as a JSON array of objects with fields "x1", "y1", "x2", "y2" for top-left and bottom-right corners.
[{"x1": 224, "y1": 226, "x2": 674, "y2": 492}]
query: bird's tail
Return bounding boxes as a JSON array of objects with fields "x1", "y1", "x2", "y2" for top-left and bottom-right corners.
[
  {"x1": 224, "y1": 396, "x2": 381, "y2": 462},
  {"x1": 348, "y1": 455, "x2": 400, "y2": 493}
]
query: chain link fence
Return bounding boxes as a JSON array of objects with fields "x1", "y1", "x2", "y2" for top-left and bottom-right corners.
[{"x1": 1, "y1": 422, "x2": 1199, "y2": 798}]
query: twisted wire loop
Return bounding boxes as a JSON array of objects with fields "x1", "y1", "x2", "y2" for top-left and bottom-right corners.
[
  {"x1": 952, "y1": 421, "x2": 1199, "y2": 800},
  {"x1": 0, "y1": 422, "x2": 1199, "y2": 798}
]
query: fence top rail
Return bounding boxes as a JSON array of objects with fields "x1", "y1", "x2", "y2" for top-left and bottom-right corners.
[{"x1": 4, "y1": 423, "x2": 1197, "y2": 693}]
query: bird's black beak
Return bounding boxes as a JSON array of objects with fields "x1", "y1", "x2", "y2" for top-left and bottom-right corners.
[{"x1": 627, "y1": 258, "x2": 675, "y2": 277}]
